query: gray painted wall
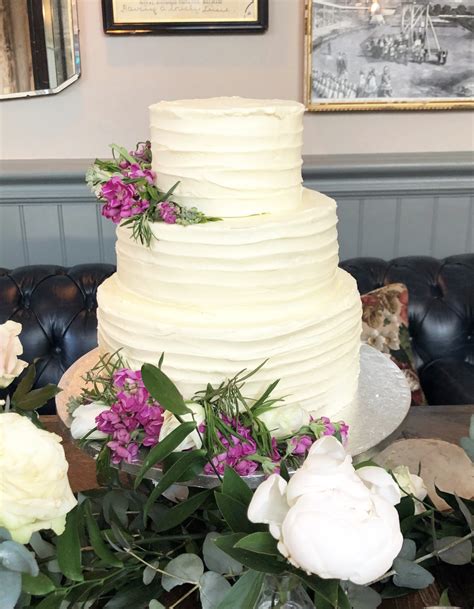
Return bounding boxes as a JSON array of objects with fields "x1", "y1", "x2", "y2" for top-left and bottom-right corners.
[{"x1": 1, "y1": 153, "x2": 473, "y2": 268}]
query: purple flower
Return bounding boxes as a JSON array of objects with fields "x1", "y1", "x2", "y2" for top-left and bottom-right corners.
[
  {"x1": 131, "y1": 141, "x2": 152, "y2": 162},
  {"x1": 100, "y1": 176, "x2": 149, "y2": 224},
  {"x1": 158, "y1": 201, "x2": 178, "y2": 224},
  {"x1": 339, "y1": 422, "x2": 350, "y2": 445},
  {"x1": 108, "y1": 440, "x2": 139, "y2": 465},
  {"x1": 128, "y1": 164, "x2": 155, "y2": 185},
  {"x1": 290, "y1": 435, "x2": 313, "y2": 456}
]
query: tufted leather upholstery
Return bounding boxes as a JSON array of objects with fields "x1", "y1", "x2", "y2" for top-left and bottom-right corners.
[
  {"x1": 0, "y1": 256, "x2": 472, "y2": 411},
  {"x1": 340, "y1": 254, "x2": 474, "y2": 405}
]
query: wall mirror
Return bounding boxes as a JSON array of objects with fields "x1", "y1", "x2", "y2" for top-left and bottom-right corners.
[{"x1": 0, "y1": 0, "x2": 80, "y2": 100}]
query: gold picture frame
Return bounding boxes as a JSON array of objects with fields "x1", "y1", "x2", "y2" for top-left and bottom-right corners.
[{"x1": 304, "y1": 0, "x2": 474, "y2": 111}]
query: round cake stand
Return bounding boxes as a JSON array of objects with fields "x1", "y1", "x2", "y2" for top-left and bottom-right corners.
[{"x1": 56, "y1": 344, "x2": 411, "y2": 489}]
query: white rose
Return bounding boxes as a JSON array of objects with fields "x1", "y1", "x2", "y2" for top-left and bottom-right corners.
[
  {"x1": 278, "y1": 488, "x2": 403, "y2": 585},
  {"x1": 70, "y1": 402, "x2": 110, "y2": 440},
  {"x1": 258, "y1": 403, "x2": 310, "y2": 439},
  {"x1": 247, "y1": 474, "x2": 289, "y2": 540},
  {"x1": 248, "y1": 436, "x2": 403, "y2": 585},
  {"x1": 392, "y1": 465, "x2": 427, "y2": 514},
  {"x1": 0, "y1": 413, "x2": 77, "y2": 543},
  {"x1": 158, "y1": 401, "x2": 205, "y2": 451},
  {"x1": 286, "y1": 436, "x2": 358, "y2": 506},
  {"x1": 0, "y1": 321, "x2": 28, "y2": 388},
  {"x1": 357, "y1": 465, "x2": 402, "y2": 505}
]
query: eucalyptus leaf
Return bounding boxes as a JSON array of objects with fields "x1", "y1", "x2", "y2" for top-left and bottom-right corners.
[
  {"x1": 29, "y1": 533, "x2": 55, "y2": 559},
  {"x1": 141, "y1": 364, "x2": 191, "y2": 416},
  {"x1": 203, "y1": 532, "x2": 243, "y2": 576},
  {"x1": 0, "y1": 568, "x2": 22, "y2": 609},
  {"x1": 143, "y1": 560, "x2": 160, "y2": 586},
  {"x1": 103, "y1": 491, "x2": 129, "y2": 527},
  {"x1": 103, "y1": 580, "x2": 163, "y2": 609},
  {"x1": 215, "y1": 570, "x2": 264, "y2": 609},
  {"x1": 149, "y1": 601, "x2": 165, "y2": 609},
  {"x1": 134, "y1": 421, "x2": 197, "y2": 488},
  {"x1": 161, "y1": 553, "x2": 204, "y2": 592},
  {"x1": 343, "y1": 582, "x2": 382, "y2": 609},
  {"x1": 0, "y1": 528, "x2": 11, "y2": 542},
  {"x1": 393, "y1": 557, "x2": 434, "y2": 589},
  {"x1": 21, "y1": 572, "x2": 56, "y2": 595},
  {"x1": 199, "y1": 571, "x2": 231, "y2": 609},
  {"x1": 434, "y1": 536, "x2": 472, "y2": 565},
  {"x1": 0, "y1": 541, "x2": 39, "y2": 575},
  {"x1": 460, "y1": 436, "x2": 474, "y2": 461},
  {"x1": 396, "y1": 538, "x2": 416, "y2": 561}
]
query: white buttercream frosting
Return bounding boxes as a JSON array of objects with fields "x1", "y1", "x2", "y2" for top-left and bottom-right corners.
[
  {"x1": 96, "y1": 97, "x2": 362, "y2": 419},
  {"x1": 149, "y1": 97, "x2": 305, "y2": 217}
]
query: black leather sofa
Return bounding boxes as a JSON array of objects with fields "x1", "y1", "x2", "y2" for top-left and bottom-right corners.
[{"x1": 1, "y1": 255, "x2": 473, "y2": 413}]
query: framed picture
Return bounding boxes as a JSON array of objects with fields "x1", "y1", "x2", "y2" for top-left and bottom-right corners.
[
  {"x1": 304, "y1": 0, "x2": 474, "y2": 111},
  {"x1": 102, "y1": 0, "x2": 268, "y2": 34}
]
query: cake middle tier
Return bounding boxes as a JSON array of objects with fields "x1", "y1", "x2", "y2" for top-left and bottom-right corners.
[
  {"x1": 97, "y1": 267, "x2": 361, "y2": 417},
  {"x1": 116, "y1": 189, "x2": 339, "y2": 307}
]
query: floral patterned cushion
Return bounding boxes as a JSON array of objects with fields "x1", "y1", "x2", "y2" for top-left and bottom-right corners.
[{"x1": 361, "y1": 283, "x2": 427, "y2": 406}]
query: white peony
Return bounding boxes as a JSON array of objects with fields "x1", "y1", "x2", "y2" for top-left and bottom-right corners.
[
  {"x1": 392, "y1": 465, "x2": 428, "y2": 514},
  {"x1": 70, "y1": 402, "x2": 110, "y2": 440},
  {"x1": 258, "y1": 403, "x2": 310, "y2": 440},
  {"x1": 0, "y1": 321, "x2": 28, "y2": 388},
  {"x1": 248, "y1": 436, "x2": 403, "y2": 585},
  {"x1": 0, "y1": 413, "x2": 77, "y2": 543},
  {"x1": 357, "y1": 465, "x2": 402, "y2": 505},
  {"x1": 158, "y1": 401, "x2": 205, "y2": 452}
]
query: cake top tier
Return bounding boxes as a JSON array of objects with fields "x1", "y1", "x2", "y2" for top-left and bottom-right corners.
[
  {"x1": 149, "y1": 96, "x2": 305, "y2": 117},
  {"x1": 149, "y1": 97, "x2": 305, "y2": 218}
]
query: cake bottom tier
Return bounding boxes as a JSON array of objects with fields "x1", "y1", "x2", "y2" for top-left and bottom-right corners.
[{"x1": 97, "y1": 268, "x2": 362, "y2": 419}]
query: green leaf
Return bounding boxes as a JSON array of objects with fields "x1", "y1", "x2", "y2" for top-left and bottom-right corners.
[
  {"x1": 56, "y1": 506, "x2": 83, "y2": 582},
  {"x1": 84, "y1": 501, "x2": 123, "y2": 567},
  {"x1": 296, "y1": 573, "x2": 340, "y2": 606},
  {"x1": 434, "y1": 485, "x2": 459, "y2": 512},
  {"x1": 214, "y1": 492, "x2": 257, "y2": 534},
  {"x1": 203, "y1": 532, "x2": 243, "y2": 576},
  {"x1": 434, "y1": 536, "x2": 473, "y2": 565},
  {"x1": 396, "y1": 496, "x2": 415, "y2": 521},
  {"x1": 161, "y1": 553, "x2": 204, "y2": 591},
  {"x1": 234, "y1": 532, "x2": 279, "y2": 556},
  {"x1": 134, "y1": 421, "x2": 197, "y2": 488},
  {"x1": 34, "y1": 591, "x2": 67, "y2": 609},
  {"x1": 21, "y1": 572, "x2": 56, "y2": 596},
  {"x1": 200, "y1": 571, "x2": 231, "y2": 609},
  {"x1": 155, "y1": 490, "x2": 209, "y2": 532},
  {"x1": 141, "y1": 364, "x2": 191, "y2": 416},
  {"x1": 392, "y1": 558, "x2": 434, "y2": 589},
  {"x1": 144, "y1": 449, "x2": 206, "y2": 519},
  {"x1": 103, "y1": 580, "x2": 163, "y2": 608},
  {"x1": 250, "y1": 379, "x2": 280, "y2": 412},
  {"x1": 455, "y1": 495, "x2": 473, "y2": 530},
  {"x1": 12, "y1": 363, "x2": 36, "y2": 402},
  {"x1": 13, "y1": 384, "x2": 61, "y2": 411},
  {"x1": 221, "y1": 466, "x2": 253, "y2": 507},
  {"x1": 214, "y1": 534, "x2": 285, "y2": 574},
  {"x1": 215, "y1": 569, "x2": 264, "y2": 609},
  {"x1": 439, "y1": 588, "x2": 452, "y2": 606}
]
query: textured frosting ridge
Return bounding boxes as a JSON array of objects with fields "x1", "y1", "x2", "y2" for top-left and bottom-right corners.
[{"x1": 149, "y1": 97, "x2": 305, "y2": 218}]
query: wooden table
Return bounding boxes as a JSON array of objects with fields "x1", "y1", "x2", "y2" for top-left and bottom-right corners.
[{"x1": 43, "y1": 404, "x2": 474, "y2": 609}]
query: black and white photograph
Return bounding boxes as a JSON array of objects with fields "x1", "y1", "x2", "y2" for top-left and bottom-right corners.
[{"x1": 305, "y1": 0, "x2": 474, "y2": 110}]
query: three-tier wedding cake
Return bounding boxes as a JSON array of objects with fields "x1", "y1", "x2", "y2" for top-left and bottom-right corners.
[{"x1": 97, "y1": 97, "x2": 362, "y2": 418}]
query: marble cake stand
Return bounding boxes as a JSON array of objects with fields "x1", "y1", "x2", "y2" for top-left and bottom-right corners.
[{"x1": 56, "y1": 344, "x2": 411, "y2": 489}]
